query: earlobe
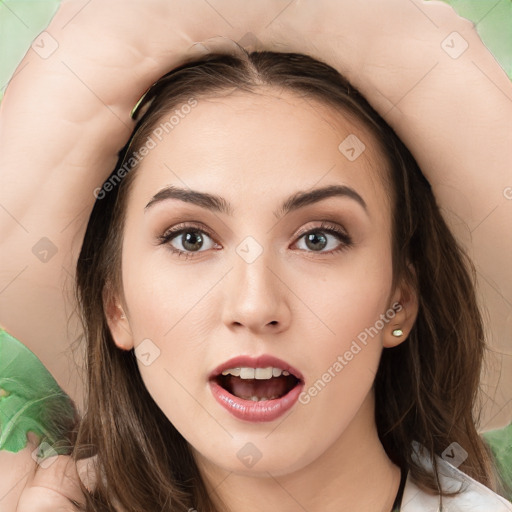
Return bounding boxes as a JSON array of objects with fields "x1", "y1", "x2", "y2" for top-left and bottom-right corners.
[
  {"x1": 383, "y1": 278, "x2": 419, "y2": 348},
  {"x1": 103, "y1": 285, "x2": 134, "y2": 351}
]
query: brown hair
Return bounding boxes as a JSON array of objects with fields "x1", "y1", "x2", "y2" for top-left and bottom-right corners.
[{"x1": 73, "y1": 48, "x2": 499, "y2": 511}]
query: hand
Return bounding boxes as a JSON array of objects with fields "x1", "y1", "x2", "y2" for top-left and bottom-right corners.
[
  {"x1": 1, "y1": 433, "x2": 94, "y2": 512},
  {"x1": 16, "y1": 454, "x2": 86, "y2": 512}
]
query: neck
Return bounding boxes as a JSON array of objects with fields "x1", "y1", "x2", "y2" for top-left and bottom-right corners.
[{"x1": 195, "y1": 392, "x2": 402, "y2": 512}]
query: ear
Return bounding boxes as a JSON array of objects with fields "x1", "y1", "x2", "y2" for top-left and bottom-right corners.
[
  {"x1": 383, "y1": 273, "x2": 419, "y2": 348},
  {"x1": 103, "y1": 282, "x2": 135, "y2": 351}
]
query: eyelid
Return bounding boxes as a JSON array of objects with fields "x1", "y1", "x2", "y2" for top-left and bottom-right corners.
[
  {"x1": 293, "y1": 220, "x2": 349, "y2": 240},
  {"x1": 158, "y1": 221, "x2": 216, "y2": 241}
]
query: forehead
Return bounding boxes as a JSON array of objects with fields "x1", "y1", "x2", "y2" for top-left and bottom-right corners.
[{"x1": 127, "y1": 88, "x2": 391, "y2": 216}]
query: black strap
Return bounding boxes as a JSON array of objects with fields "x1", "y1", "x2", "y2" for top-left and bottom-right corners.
[{"x1": 391, "y1": 467, "x2": 408, "y2": 511}]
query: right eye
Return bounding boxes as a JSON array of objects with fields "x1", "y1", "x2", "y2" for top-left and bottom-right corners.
[{"x1": 158, "y1": 223, "x2": 221, "y2": 259}]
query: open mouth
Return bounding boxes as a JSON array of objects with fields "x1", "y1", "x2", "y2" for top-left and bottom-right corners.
[{"x1": 213, "y1": 367, "x2": 301, "y2": 402}]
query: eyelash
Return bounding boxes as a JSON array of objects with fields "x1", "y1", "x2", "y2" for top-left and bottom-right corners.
[{"x1": 157, "y1": 221, "x2": 353, "y2": 260}]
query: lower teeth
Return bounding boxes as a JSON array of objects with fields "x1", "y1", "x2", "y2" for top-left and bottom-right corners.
[{"x1": 240, "y1": 395, "x2": 280, "y2": 402}]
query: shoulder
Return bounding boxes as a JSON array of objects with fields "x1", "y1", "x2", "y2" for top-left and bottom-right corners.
[{"x1": 401, "y1": 443, "x2": 512, "y2": 511}]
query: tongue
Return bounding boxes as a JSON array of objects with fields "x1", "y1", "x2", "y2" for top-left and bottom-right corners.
[{"x1": 225, "y1": 375, "x2": 292, "y2": 400}]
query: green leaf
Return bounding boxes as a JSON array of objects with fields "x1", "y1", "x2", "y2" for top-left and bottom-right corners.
[
  {"x1": 0, "y1": 327, "x2": 76, "y2": 454},
  {"x1": 483, "y1": 422, "x2": 512, "y2": 501}
]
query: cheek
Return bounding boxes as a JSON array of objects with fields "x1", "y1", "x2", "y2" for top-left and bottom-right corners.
[
  {"x1": 120, "y1": 239, "x2": 228, "y2": 392},
  {"x1": 293, "y1": 243, "x2": 394, "y2": 402},
  {"x1": 305, "y1": 244, "x2": 394, "y2": 347},
  {"x1": 120, "y1": 249, "x2": 226, "y2": 441},
  {"x1": 121, "y1": 233, "x2": 222, "y2": 339}
]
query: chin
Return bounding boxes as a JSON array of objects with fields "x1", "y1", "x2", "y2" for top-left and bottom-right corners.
[{"x1": 195, "y1": 433, "x2": 325, "y2": 478}]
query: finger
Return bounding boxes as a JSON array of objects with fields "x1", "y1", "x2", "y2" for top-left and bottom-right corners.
[{"x1": 29, "y1": 455, "x2": 86, "y2": 508}]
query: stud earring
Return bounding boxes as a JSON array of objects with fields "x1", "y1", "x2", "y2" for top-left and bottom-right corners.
[
  {"x1": 392, "y1": 328, "x2": 403, "y2": 337},
  {"x1": 120, "y1": 313, "x2": 126, "y2": 319}
]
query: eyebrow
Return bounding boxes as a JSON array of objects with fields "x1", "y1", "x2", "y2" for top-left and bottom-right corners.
[{"x1": 144, "y1": 184, "x2": 367, "y2": 218}]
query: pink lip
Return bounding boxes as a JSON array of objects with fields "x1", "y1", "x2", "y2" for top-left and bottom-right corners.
[{"x1": 208, "y1": 354, "x2": 304, "y2": 423}]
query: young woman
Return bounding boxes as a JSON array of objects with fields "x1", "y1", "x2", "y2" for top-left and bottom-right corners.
[{"x1": 1, "y1": 1, "x2": 511, "y2": 511}]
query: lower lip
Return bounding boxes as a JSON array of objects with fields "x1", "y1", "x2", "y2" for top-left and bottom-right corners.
[{"x1": 209, "y1": 379, "x2": 304, "y2": 422}]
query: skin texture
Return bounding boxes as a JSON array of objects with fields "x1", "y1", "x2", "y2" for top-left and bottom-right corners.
[{"x1": 104, "y1": 89, "x2": 419, "y2": 511}]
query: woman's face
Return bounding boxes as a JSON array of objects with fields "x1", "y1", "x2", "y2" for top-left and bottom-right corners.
[{"x1": 111, "y1": 88, "x2": 412, "y2": 477}]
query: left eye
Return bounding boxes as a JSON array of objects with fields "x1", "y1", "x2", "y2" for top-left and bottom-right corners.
[{"x1": 294, "y1": 228, "x2": 350, "y2": 253}]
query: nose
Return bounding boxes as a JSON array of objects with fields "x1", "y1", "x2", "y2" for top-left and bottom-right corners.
[{"x1": 221, "y1": 248, "x2": 291, "y2": 334}]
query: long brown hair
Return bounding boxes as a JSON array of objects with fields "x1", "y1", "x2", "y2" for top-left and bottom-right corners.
[{"x1": 73, "y1": 47, "x2": 499, "y2": 510}]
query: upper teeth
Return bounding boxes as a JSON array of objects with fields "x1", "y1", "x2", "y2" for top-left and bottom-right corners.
[{"x1": 221, "y1": 367, "x2": 291, "y2": 379}]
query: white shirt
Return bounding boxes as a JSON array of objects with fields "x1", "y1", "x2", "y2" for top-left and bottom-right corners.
[{"x1": 401, "y1": 443, "x2": 512, "y2": 511}]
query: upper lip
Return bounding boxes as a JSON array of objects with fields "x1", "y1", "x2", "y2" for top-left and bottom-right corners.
[{"x1": 209, "y1": 354, "x2": 304, "y2": 381}]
